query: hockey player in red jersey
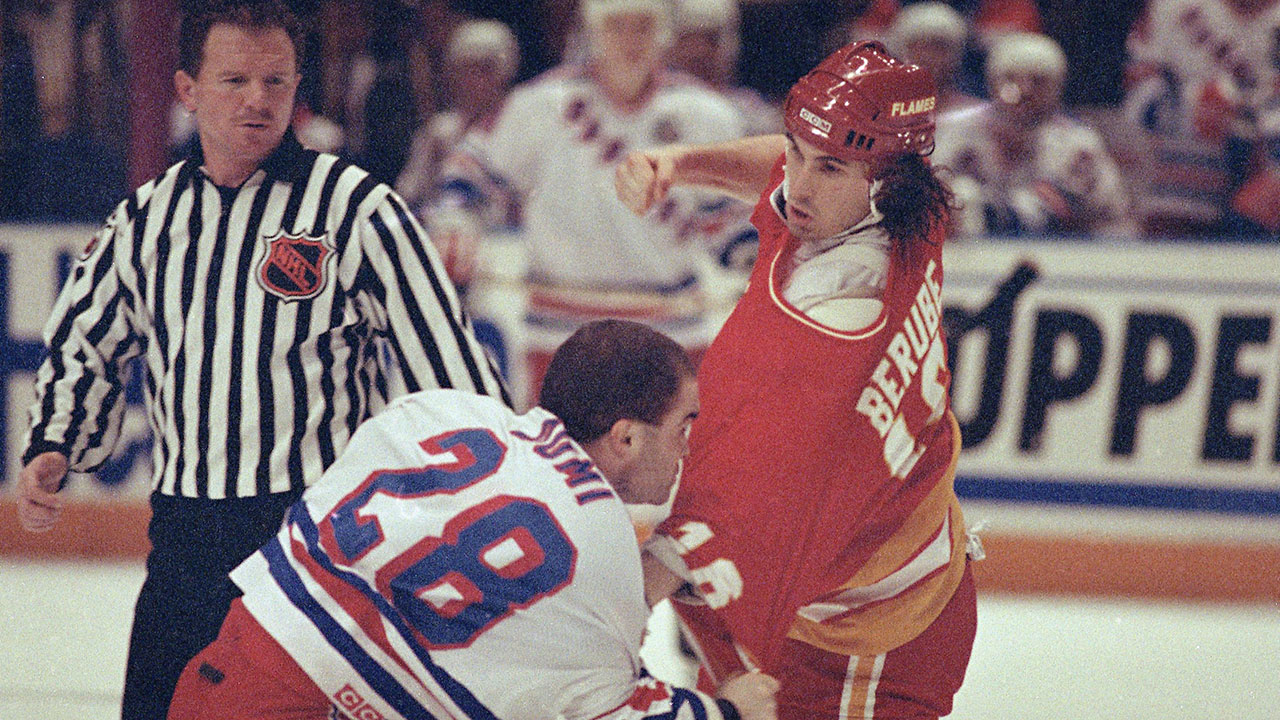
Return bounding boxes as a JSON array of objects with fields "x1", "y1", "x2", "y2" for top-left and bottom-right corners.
[{"x1": 617, "y1": 40, "x2": 978, "y2": 719}]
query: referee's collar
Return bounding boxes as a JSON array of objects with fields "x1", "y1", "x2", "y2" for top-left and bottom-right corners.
[{"x1": 187, "y1": 128, "x2": 311, "y2": 187}]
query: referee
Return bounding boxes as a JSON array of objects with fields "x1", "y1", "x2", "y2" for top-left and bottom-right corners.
[{"x1": 15, "y1": 3, "x2": 509, "y2": 719}]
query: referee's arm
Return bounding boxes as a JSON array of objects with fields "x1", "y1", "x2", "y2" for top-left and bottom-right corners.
[
  {"x1": 24, "y1": 205, "x2": 143, "y2": 473},
  {"x1": 357, "y1": 189, "x2": 511, "y2": 406}
]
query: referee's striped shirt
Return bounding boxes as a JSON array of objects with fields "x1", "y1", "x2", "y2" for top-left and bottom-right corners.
[{"x1": 24, "y1": 131, "x2": 510, "y2": 499}]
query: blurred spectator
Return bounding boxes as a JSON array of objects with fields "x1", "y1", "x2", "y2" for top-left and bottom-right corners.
[
  {"x1": 668, "y1": 0, "x2": 782, "y2": 135},
  {"x1": 885, "y1": 1, "x2": 982, "y2": 113},
  {"x1": 0, "y1": 0, "x2": 129, "y2": 222},
  {"x1": 428, "y1": 0, "x2": 752, "y2": 407},
  {"x1": 934, "y1": 32, "x2": 1136, "y2": 238},
  {"x1": 1125, "y1": 0, "x2": 1280, "y2": 239},
  {"x1": 396, "y1": 19, "x2": 520, "y2": 212}
]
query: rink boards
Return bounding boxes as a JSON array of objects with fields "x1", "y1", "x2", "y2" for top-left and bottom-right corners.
[
  {"x1": 0, "y1": 225, "x2": 1276, "y2": 601},
  {"x1": 939, "y1": 242, "x2": 1279, "y2": 601}
]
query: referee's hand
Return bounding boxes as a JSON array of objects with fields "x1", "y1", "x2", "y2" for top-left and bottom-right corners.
[{"x1": 17, "y1": 452, "x2": 69, "y2": 532}]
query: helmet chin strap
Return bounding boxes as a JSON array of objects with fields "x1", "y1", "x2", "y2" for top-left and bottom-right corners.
[
  {"x1": 781, "y1": 168, "x2": 884, "y2": 239},
  {"x1": 837, "y1": 179, "x2": 885, "y2": 238}
]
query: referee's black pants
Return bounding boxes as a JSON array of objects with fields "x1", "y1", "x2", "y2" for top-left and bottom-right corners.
[{"x1": 120, "y1": 489, "x2": 302, "y2": 720}]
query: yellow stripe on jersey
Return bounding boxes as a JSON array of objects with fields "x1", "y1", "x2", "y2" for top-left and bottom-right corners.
[{"x1": 787, "y1": 411, "x2": 968, "y2": 657}]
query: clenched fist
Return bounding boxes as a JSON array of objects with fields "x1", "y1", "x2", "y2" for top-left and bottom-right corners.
[
  {"x1": 17, "y1": 451, "x2": 69, "y2": 532},
  {"x1": 614, "y1": 150, "x2": 678, "y2": 216}
]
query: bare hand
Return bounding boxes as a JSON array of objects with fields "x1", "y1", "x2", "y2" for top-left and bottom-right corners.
[
  {"x1": 17, "y1": 451, "x2": 69, "y2": 532},
  {"x1": 433, "y1": 226, "x2": 479, "y2": 287},
  {"x1": 641, "y1": 548, "x2": 687, "y2": 607},
  {"x1": 614, "y1": 150, "x2": 676, "y2": 216},
  {"x1": 717, "y1": 670, "x2": 780, "y2": 720}
]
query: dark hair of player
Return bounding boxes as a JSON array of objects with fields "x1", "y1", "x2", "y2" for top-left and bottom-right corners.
[
  {"x1": 875, "y1": 153, "x2": 957, "y2": 246},
  {"x1": 539, "y1": 319, "x2": 696, "y2": 444}
]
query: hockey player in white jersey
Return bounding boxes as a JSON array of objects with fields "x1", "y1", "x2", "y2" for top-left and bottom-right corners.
[
  {"x1": 668, "y1": 0, "x2": 782, "y2": 138},
  {"x1": 428, "y1": 0, "x2": 755, "y2": 407},
  {"x1": 395, "y1": 20, "x2": 521, "y2": 212},
  {"x1": 167, "y1": 319, "x2": 778, "y2": 720},
  {"x1": 933, "y1": 32, "x2": 1136, "y2": 239},
  {"x1": 1125, "y1": 0, "x2": 1280, "y2": 236}
]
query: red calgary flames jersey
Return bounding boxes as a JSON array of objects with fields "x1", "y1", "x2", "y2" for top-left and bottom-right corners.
[{"x1": 655, "y1": 158, "x2": 967, "y2": 673}]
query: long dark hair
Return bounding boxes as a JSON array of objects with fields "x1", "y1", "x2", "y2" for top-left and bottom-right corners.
[{"x1": 874, "y1": 153, "x2": 956, "y2": 246}]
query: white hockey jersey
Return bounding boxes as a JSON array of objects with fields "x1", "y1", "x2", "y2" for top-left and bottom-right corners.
[
  {"x1": 933, "y1": 104, "x2": 1132, "y2": 238},
  {"x1": 231, "y1": 390, "x2": 728, "y2": 720},
  {"x1": 434, "y1": 66, "x2": 753, "y2": 290},
  {"x1": 1127, "y1": 0, "x2": 1280, "y2": 96},
  {"x1": 1125, "y1": 0, "x2": 1280, "y2": 232}
]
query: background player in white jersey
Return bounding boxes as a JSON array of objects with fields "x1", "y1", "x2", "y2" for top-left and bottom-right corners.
[
  {"x1": 667, "y1": 0, "x2": 782, "y2": 138},
  {"x1": 428, "y1": 0, "x2": 754, "y2": 407},
  {"x1": 394, "y1": 20, "x2": 522, "y2": 212},
  {"x1": 933, "y1": 32, "x2": 1136, "y2": 239},
  {"x1": 1125, "y1": 0, "x2": 1280, "y2": 237},
  {"x1": 166, "y1": 319, "x2": 779, "y2": 720}
]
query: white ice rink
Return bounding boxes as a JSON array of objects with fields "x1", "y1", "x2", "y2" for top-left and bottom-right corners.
[{"x1": 2, "y1": 560, "x2": 1277, "y2": 719}]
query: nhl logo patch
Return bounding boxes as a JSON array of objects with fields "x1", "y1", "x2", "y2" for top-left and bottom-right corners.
[{"x1": 256, "y1": 231, "x2": 334, "y2": 300}]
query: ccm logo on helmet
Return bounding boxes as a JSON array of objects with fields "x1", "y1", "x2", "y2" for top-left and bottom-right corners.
[
  {"x1": 799, "y1": 107, "x2": 832, "y2": 134},
  {"x1": 891, "y1": 96, "x2": 936, "y2": 117}
]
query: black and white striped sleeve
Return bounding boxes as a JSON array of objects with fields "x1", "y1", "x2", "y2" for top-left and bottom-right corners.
[
  {"x1": 355, "y1": 188, "x2": 511, "y2": 405},
  {"x1": 24, "y1": 202, "x2": 144, "y2": 471}
]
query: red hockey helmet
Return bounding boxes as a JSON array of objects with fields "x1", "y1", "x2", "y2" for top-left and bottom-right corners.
[{"x1": 783, "y1": 40, "x2": 938, "y2": 168}]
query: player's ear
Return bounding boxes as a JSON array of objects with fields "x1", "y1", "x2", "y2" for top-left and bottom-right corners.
[
  {"x1": 582, "y1": 418, "x2": 640, "y2": 480},
  {"x1": 175, "y1": 70, "x2": 197, "y2": 112},
  {"x1": 603, "y1": 418, "x2": 648, "y2": 476},
  {"x1": 607, "y1": 418, "x2": 643, "y2": 454}
]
